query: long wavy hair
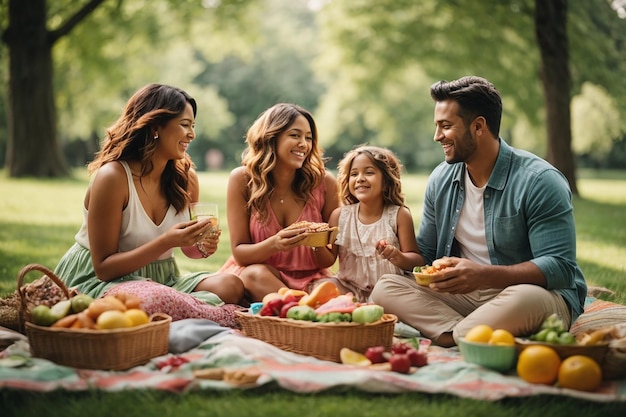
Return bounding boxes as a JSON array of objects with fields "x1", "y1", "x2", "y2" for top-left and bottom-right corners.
[
  {"x1": 337, "y1": 145, "x2": 405, "y2": 207},
  {"x1": 87, "y1": 84, "x2": 197, "y2": 213},
  {"x1": 241, "y1": 103, "x2": 326, "y2": 223}
]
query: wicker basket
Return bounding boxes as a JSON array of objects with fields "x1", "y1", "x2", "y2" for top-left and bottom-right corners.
[
  {"x1": 18, "y1": 264, "x2": 172, "y2": 370},
  {"x1": 235, "y1": 310, "x2": 397, "y2": 362},
  {"x1": 514, "y1": 337, "x2": 618, "y2": 378},
  {"x1": 2, "y1": 264, "x2": 75, "y2": 333},
  {"x1": 25, "y1": 313, "x2": 171, "y2": 370},
  {"x1": 514, "y1": 338, "x2": 609, "y2": 363}
]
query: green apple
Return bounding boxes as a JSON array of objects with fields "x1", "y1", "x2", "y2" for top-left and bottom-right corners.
[
  {"x1": 30, "y1": 305, "x2": 57, "y2": 326},
  {"x1": 70, "y1": 294, "x2": 94, "y2": 313}
]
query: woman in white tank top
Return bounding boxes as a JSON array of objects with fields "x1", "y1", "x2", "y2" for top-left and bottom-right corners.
[{"x1": 54, "y1": 84, "x2": 244, "y2": 327}]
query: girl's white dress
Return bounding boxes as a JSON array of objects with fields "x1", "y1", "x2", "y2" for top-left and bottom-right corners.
[{"x1": 335, "y1": 203, "x2": 407, "y2": 301}]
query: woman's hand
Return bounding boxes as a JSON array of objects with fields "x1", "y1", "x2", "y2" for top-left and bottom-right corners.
[
  {"x1": 273, "y1": 226, "x2": 308, "y2": 251},
  {"x1": 169, "y1": 218, "x2": 213, "y2": 248},
  {"x1": 196, "y1": 228, "x2": 222, "y2": 257}
]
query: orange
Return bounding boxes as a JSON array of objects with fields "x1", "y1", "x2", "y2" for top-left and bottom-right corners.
[
  {"x1": 489, "y1": 329, "x2": 515, "y2": 346},
  {"x1": 517, "y1": 345, "x2": 561, "y2": 385},
  {"x1": 124, "y1": 308, "x2": 150, "y2": 327},
  {"x1": 96, "y1": 310, "x2": 132, "y2": 329},
  {"x1": 558, "y1": 355, "x2": 602, "y2": 392},
  {"x1": 464, "y1": 324, "x2": 494, "y2": 343}
]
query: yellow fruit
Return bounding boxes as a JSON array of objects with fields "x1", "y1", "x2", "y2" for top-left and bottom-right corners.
[
  {"x1": 96, "y1": 310, "x2": 132, "y2": 329},
  {"x1": 558, "y1": 355, "x2": 602, "y2": 392},
  {"x1": 124, "y1": 308, "x2": 150, "y2": 327},
  {"x1": 340, "y1": 348, "x2": 372, "y2": 366},
  {"x1": 517, "y1": 345, "x2": 561, "y2": 385},
  {"x1": 465, "y1": 324, "x2": 494, "y2": 343},
  {"x1": 489, "y1": 329, "x2": 515, "y2": 346},
  {"x1": 102, "y1": 295, "x2": 128, "y2": 311},
  {"x1": 87, "y1": 298, "x2": 124, "y2": 320}
]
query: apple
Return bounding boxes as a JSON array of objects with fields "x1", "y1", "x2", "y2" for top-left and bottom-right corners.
[
  {"x1": 406, "y1": 348, "x2": 428, "y2": 367},
  {"x1": 390, "y1": 342, "x2": 410, "y2": 354},
  {"x1": 364, "y1": 346, "x2": 387, "y2": 364},
  {"x1": 388, "y1": 353, "x2": 411, "y2": 374}
]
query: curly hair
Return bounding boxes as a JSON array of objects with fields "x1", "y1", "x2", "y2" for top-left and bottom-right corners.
[
  {"x1": 87, "y1": 84, "x2": 197, "y2": 213},
  {"x1": 337, "y1": 145, "x2": 405, "y2": 207},
  {"x1": 241, "y1": 103, "x2": 326, "y2": 223}
]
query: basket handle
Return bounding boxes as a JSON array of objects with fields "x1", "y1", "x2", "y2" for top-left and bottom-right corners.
[{"x1": 16, "y1": 264, "x2": 72, "y2": 329}]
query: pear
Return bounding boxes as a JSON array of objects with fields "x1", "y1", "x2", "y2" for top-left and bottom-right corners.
[
  {"x1": 30, "y1": 305, "x2": 57, "y2": 326},
  {"x1": 70, "y1": 294, "x2": 94, "y2": 313},
  {"x1": 49, "y1": 299, "x2": 72, "y2": 322}
]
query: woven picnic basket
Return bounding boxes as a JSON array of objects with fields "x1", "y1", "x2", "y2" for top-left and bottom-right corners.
[
  {"x1": 17, "y1": 264, "x2": 171, "y2": 370},
  {"x1": 235, "y1": 310, "x2": 397, "y2": 362},
  {"x1": 0, "y1": 264, "x2": 73, "y2": 333}
]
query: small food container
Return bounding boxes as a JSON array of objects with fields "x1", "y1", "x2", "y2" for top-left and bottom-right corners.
[
  {"x1": 302, "y1": 227, "x2": 339, "y2": 247},
  {"x1": 412, "y1": 271, "x2": 437, "y2": 286},
  {"x1": 458, "y1": 337, "x2": 517, "y2": 372}
]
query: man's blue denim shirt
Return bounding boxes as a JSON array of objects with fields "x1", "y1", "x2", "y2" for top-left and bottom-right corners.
[{"x1": 417, "y1": 139, "x2": 587, "y2": 322}]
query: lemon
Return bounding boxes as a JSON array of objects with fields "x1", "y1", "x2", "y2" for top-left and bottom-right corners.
[
  {"x1": 96, "y1": 310, "x2": 133, "y2": 329},
  {"x1": 124, "y1": 308, "x2": 150, "y2": 327},
  {"x1": 340, "y1": 348, "x2": 372, "y2": 366},
  {"x1": 70, "y1": 294, "x2": 94, "y2": 313},
  {"x1": 465, "y1": 324, "x2": 494, "y2": 343},
  {"x1": 489, "y1": 329, "x2": 515, "y2": 346}
]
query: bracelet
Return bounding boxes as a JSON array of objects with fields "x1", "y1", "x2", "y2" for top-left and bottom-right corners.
[{"x1": 196, "y1": 241, "x2": 209, "y2": 258}]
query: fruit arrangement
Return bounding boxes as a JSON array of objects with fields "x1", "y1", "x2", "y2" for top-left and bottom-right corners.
[
  {"x1": 253, "y1": 282, "x2": 386, "y2": 324},
  {"x1": 340, "y1": 340, "x2": 428, "y2": 373},
  {"x1": 527, "y1": 313, "x2": 576, "y2": 345},
  {"x1": 30, "y1": 292, "x2": 150, "y2": 330},
  {"x1": 517, "y1": 345, "x2": 603, "y2": 391},
  {"x1": 464, "y1": 324, "x2": 515, "y2": 345}
]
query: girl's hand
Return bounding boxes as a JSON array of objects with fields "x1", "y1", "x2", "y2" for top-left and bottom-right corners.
[{"x1": 377, "y1": 239, "x2": 400, "y2": 263}]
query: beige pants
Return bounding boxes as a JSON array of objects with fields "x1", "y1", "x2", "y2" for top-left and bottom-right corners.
[{"x1": 371, "y1": 273, "x2": 571, "y2": 344}]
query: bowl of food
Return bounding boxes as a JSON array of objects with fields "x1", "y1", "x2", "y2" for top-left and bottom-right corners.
[
  {"x1": 285, "y1": 221, "x2": 339, "y2": 247},
  {"x1": 458, "y1": 337, "x2": 518, "y2": 372},
  {"x1": 412, "y1": 265, "x2": 444, "y2": 286}
]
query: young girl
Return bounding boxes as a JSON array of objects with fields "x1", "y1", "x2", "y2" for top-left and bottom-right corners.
[{"x1": 316, "y1": 146, "x2": 421, "y2": 302}]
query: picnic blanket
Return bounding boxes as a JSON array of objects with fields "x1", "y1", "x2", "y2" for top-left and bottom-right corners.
[{"x1": 1, "y1": 322, "x2": 625, "y2": 402}]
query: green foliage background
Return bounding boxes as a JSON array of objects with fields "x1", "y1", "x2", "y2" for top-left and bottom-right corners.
[{"x1": 1, "y1": 0, "x2": 625, "y2": 173}]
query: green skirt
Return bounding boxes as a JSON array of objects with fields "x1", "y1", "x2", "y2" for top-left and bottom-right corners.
[{"x1": 54, "y1": 243, "x2": 223, "y2": 305}]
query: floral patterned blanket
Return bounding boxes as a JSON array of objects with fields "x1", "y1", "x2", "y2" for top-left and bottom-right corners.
[{"x1": 1, "y1": 327, "x2": 625, "y2": 402}]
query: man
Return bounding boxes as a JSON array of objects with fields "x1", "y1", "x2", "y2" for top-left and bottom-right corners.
[{"x1": 371, "y1": 76, "x2": 587, "y2": 347}]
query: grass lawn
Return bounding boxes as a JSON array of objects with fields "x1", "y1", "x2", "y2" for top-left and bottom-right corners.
[{"x1": 1, "y1": 169, "x2": 625, "y2": 416}]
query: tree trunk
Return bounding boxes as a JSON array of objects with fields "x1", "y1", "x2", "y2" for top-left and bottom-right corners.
[
  {"x1": 534, "y1": 0, "x2": 579, "y2": 195},
  {"x1": 4, "y1": 0, "x2": 69, "y2": 177}
]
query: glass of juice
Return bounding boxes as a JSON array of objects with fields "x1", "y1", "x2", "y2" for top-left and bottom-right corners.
[{"x1": 190, "y1": 202, "x2": 219, "y2": 237}]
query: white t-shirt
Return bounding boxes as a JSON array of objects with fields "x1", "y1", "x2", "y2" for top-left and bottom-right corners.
[{"x1": 455, "y1": 169, "x2": 491, "y2": 265}]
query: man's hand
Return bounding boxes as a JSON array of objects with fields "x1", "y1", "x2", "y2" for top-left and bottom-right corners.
[{"x1": 429, "y1": 257, "x2": 487, "y2": 294}]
